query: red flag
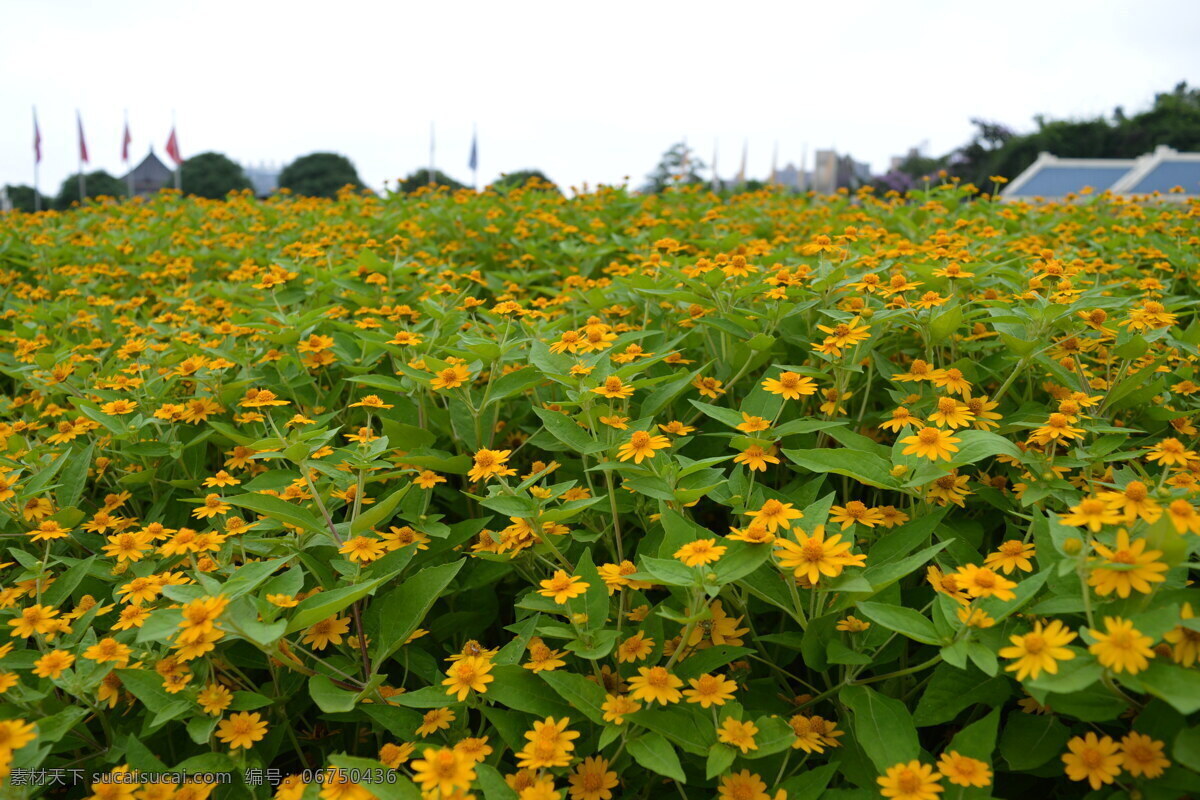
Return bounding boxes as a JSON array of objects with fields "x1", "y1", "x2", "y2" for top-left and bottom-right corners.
[
  {"x1": 165, "y1": 126, "x2": 182, "y2": 165},
  {"x1": 77, "y1": 112, "x2": 89, "y2": 164},
  {"x1": 33, "y1": 110, "x2": 42, "y2": 165},
  {"x1": 122, "y1": 121, "x2": 132, "y2": 162}
]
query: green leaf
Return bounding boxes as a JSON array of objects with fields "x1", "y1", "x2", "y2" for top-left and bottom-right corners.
[
  {"x1": 706, "y1": 743, "x2": 736, "y2": 779},
  {"x1": 219, "y1": 556, "x2": 291, "y2": 600},
  {"x1": 370, "y1": 560, "x2": 464, "y2": 663},
  {"x1": 948, "y1": 707, "x2": 1001, "y2": 760},
  {"x1": 115, "y1": 669, "x2": 190, "y2": 723},
  {"x1": 533, "y1": 406, "x2": 606, "y2": 454},
  {"x1": 476, "y1": 763, "x2": 519, "y2": 800},
  {"x1": 780, "y1": 761, "x2": 840, "y2": 800},
  {"x1": 627, "y1": 732, "x2": 686, "y2": 782},
  {"x1": 1174, "y1": 725, "x2": 1200, "y2": 773},
  {"x1": 947, "y1": 429, "x2": 1023, "y2": 466},
  {"x1": 309, "y1": 675, "x2": 358, "y2": 713},
  {"x1": 226, "y1": 492, "x2": 329, "y2": 540},
  {"x1": 855, "y1": 601, "x2": 941, "y2": 645},
  {"x1": 1137, "y1": 661, "x2": 1200, "y2": 714},
  {"x1": 675, "y1": 646, "x2": 753, "y2": 681},
  {"x1": 999, "y1": 711, "x2": 1070, "y2": 770},
  {"x1": 782, "y1": 448, "x2": 897, "y2": 490},
  {"x1": 913, "y1": 664, "x2": 1010, "y2": 727},
  {"x1": 1024, "y1": 652, "x2": 1102, "y2": 698},
  {"x1": 540, "y1": 670, "x2": 607, "y2": 725},
  {"x1": 351, "y1": 484, "x2": 411, "y2": 535},
  {"x1": 630, "y1": 705, "x2": 713, "y2": 756},
  {"x1": 328, "y1": 754, "x2": 422, "y2": 800},
  {"x1": 41, "y1": 556, "x2": 96, "y2": 607},
  {"x1": 484, "y1": 665, "x2": 574, "y2": 718},
  {"x1": 712, "y1": 541, "x2": 772, "y2": 585},
  {"x1": 840, "y1": 684, "x2": 920, "y2": 771},
  {"x1": 55, "y1": 443, "x2": 93, "y2": 513},
  {"x1": 286, "y1": 571, "x2": 400, "y2": 634}
]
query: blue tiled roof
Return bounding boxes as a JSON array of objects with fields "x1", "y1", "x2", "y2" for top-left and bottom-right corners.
[
  {"x1": 1016, "y1": 165, "x2": 1131, "y2": 196},
  {"x1": 1127, "y1": 161, "x2": 1200, "y2": 194}
]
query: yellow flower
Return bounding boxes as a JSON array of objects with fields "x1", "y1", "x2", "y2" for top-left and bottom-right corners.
[
  {"x1": 1062, "y1": 732, "x2": 1123, "y2": 790},
  {"x1": 829, "y1": 501, "x2": 884, "y2": 529},
  {"x1": 998, "y1": 619, "x2": 1076, "y2": 681},
  {"x1": 215, "y1": 712, "x2": 268, "y2": 750},
  {"x1": 442, "y1": 655, "x2": 494, "y2": 701},
  {"x1": 984, "y1": 540, "x2": 1035, "y2": 574},
  {"x1": 591, "y1": 375, "x2": 634, "y2": 399},
  {"x1": 1088, "y1": 616, "x2": 1155, "y2": 674},
  {"x1": 927, "y1": 396, "x2": 974, "y2": 429},
  {"x1": 674, "y1": 538, "x2": 726, "y2": 567},
  {"x1": 1061, "y1": 497, "x2": 1120, "y2": 531},
  {"x1": 1120, "y1": 732, "x2": 1170, "y2": 779},
  {"x1": 682, "y1": 673, "x2": 736, "y2": 708},
  {"x1": 628, "y1": 666, "x2": 683, "y2": 705},
  {"x1": 733, "y1": 445, "x2": 780, "y2": 472},
  {"x1": 302, "y1": 616, "x2": 351, "y2": 650},
  {"x1": 877, "y1": 760, "x2": 943, "y2": 800},
  {"x1": 746, "y1": 499, "x2": 802, "y2": 532},
  {"x1": 615, "y1": 430, "x2": 672, "y2": 463},
  {"x1": 761, "y1": 371, "x2": 817, "y2": 399},
  {"x1": 600, "y1": 693, "x2": 640, "y2": 725},
  {"x1": 936, "y1": 751, "x2": 991, "y2": 788},
  {"x1": 774, "y1": 525, "x2": 865, "y2": 584},
  {"x1": 954, "y1": 564, "x2": 1017, "y2": 602},
  {"x1": 1088, "y1": 530, "x2": 1168, "y2": 597},
  {"x1": 900, "y1": 426, "x2": 960, "y2": 461},
  {"x1": 416, "y1": 707, "x2": 455, "y2": 736},
  {"x1": 718, "y1": 771, "x2": 769, "y2": 800},
  {"x1": 197, "y1": 683, "x2": 233, "y2": 715},
  {"x1": 567, "y1": 755, "x2": 618, "y2": 800},
  {"x1": 1164, "y1": 603, "x2": 1200, "y2": 666},
  {"x1": 430, "y1": 364, "x2": 471, "y2": 390},
  {"x1": 514, "y1": 717, "x2": 578, "y2": 769},
  {"x1": 411, "y1": 747, "x2": 475, "y2": 796},
  {"x1": 716, "y1": 717, "x2": 758, "y2": 753},
  {"x1": 538, "y1": 570, "x2": 590, "y2": 604},
  {"x1": 349, "y1": 394, "x2": 394, "y2": 409},
  {"x1": 33, "y1": 650, "x2": 75, "y2": 679}
]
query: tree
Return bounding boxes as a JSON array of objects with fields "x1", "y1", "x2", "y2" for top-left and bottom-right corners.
[
  {"x1": 395, "y1": 169, "x2": 466, "y2": 194},
  {"x1": 489, "y1": 169, "x2": 560, "y2": 194},
  {"x1": 180, "y1": 152, "x2": 252, "y2": 199},
  {"x1": 642, "y1": 142, "x2": 707, "y2": 193},
  {"x1": 3, "y1": 185, "x2": 51, "y2": 213},
  {"x1": 278, "y1": 153, "x2": 362, "y2": 198},
  {"x1": 55, "y1": 171, "x2": 127, "y2": 209}
]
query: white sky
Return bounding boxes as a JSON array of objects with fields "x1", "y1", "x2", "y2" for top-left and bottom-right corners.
[{"x1": 3, "y1": 0, "x2": 1198, "y2": 196}]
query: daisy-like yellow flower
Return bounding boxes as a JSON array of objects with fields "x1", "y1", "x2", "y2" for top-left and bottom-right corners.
[
  {"x1": 836, "y1": 615, "x2": 871, "y2": 632},
  {"x1": 774, "y1": 525, "x2": 866, "y2": 584},
  {"x1": 733, "y1": 445, "x2": 780, "y2": 472},
  {"x1": 658, "y1": 420, "x2": 695, "y2": 435},
  {"x1": 879, "y1": 407, "x2": 917, "y2": 432},
  {"x1": 692, "y1": 375, "x2": 725, "y2": 398},
  {"x1": 1120, "y1": 732, "x2": 1170, "y2": 779},
  {"x1": 615, "y1": 430, "x2": 672, "y2": 464},
  {"x1": 1164, "y1": 603, "x2": 1200, "y2": 666},
  {"x1": 616, "y1": 631, "x2": 654, "y2": 663},
  {"x1": 1028, "y1": 413, "x2": 1086, "y2": 445},
  {"x1": 683, "y1": 673, "x2": 736, "y2": 708},
  {"x1": 33, "y1": 650, "x2": 75, "y2": 679},
  {"x1": 1062, "y1": 732, "x2": 1123, "y2": 790},
  {"x1": 442, "y1": 655, "x2": 494, "y2": 701},
  {"x1": 467, "y1": 448, "x2": 516, "y2": 482},
  {"x1": 1166, "y1": 499, "x2": 1200, "y2": 534},
  {"x1": 761, "y1": 371, "x2": 817, "y2": 400},
  {"x1": 900, "y1": 426, "x2": 960, "y2": 461},
  {"x1": 1087, "y1": 530, "x2": 1168, "y2": 598},
  {"x1": 928, "y1": 396, "x2": 974, "y2": 429},
  {"x1": 1088, "y1": 616, "x2": 1155, "y2": 674},
  {"x1": 954, "y1": 564, "x2": 1017, "y2": 602},
  {"x1": 984, "y1": 540, "x2": 1035, "y2": 574},
  {"x1": 998, "y1": 619, "x2": 1077, "y2": 680},
  {"x1": 338, "y1": 535, "x2": 386, "y2": 564},
  {"x1": 628, "y1": 666, "x2": 683, "y2": 705},
  {"x1": 215, "y1": 711, "x2": 268, "y2": 751},
  {"x1": 877, "y1": 760, "x2": 942, "y2": 800},
  {"x1": 674, "y1": 538, "x2": 726, "y2": 567},
  {"x1": 430, "y1": 364, "x2": 471, "y2": 390},
  {"x1": 1061, "y1": 497, "x2": 1120, "y2": 532},
  {"x1": 717, "y1": 717, "x2": 759, "y2": 754},
  {"x1": 416, "y1": 707, "x2": 455, "y2": 737},
  {"x1": 964, "y1": 395, "x2": 1002, "y2": 430},
  {"x1": 592, "y1": 375, "x2": 634, "y2": 399},
  {"x1": 301, "y1": 615, "x2": 351, "y2": 650},
  {"x1": 718, "y1": 771, "x2": 769, "y2": 800},
  {"x1": 100, "y1": 399, "x2": 138, "y2": 415},
  {"x1": 197, "y1": 683, "x2": 233, "y2": 715},
  {"x1": 567, "y1": 755, "x2": 618, "y2": 800},
  {"x1": 936, "y1": 751, "x2": 991, "y2": 788},
  {"x1": 736, "y1": 413, "x2": 770, "y2": 433},
  {"x1": 601, "y1": 693, "x2": 640, "y2": 725},
  {"x1": 1145, "y1": 437, "x2": 1196, "y2": 466},
  {"x1": 514, "y1": 717, "x2": 579, "y2": 769},
  {"x1": 745, "y1": 499, "x2": 802, "y2": 532},
  {"x1": 537, "y1": 570, "x2": 589, "y2": 604},
  {"x1": 411, "y1": 747, "x2": 475, "y2": 796},
  {"x1": 829, "y1": 500, "x2": 885, "y2": 529},
  {"x1": 1102, "y1": 480, "x2": 1161, "y2": 523}
]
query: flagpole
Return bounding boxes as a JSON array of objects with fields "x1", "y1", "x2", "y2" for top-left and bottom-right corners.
[
  {"x1": 711, "y1": 139, "x2": 719, "y2": 193},
  {"x1": 32, "y1": 107, "x2": 40, "y2": 212},
  {"x1": 77, "y1": 111, "x2": 86, "y2": 203},
  {"x1": 173, "y1": 110, "x2": 181, "y2": 191},
  {"x1": 124, "y1": 110, "x2": 133, "y2": 196},
  {"x1": 428, "y1": 122, "x2": 435, "y2": 187},
  {"x1": 471, "y1": 124, "x2": 478, "y2": 191}
]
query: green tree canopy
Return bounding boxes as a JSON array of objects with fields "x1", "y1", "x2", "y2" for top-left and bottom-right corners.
[
  {"x1": 3, "y1": 185, "x2": 51, "y2": 213},
  {"x1": 181, "y1": 152, "x2": 252, "y2": 199},
  {"x1": 642, "y1": 142, "x2": 707, "y2": 193},
  {"x1": 489, "y1": 169, "x2": 560, "y2": 194},
  {"x1": 278, "y1": 153, "x2": 362, "y2": 198},
  {"x1": 55, "y1": 171, "x2": 127, "y2": 209},
  {"x1": 395, "y1": 169, "x2": 467, "y2": 194}
]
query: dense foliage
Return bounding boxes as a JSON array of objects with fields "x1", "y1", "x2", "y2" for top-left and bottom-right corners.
[
  {"x1": 278, "y1": 153, "x2": 362, "y2": 198},
  {"x1": 181, "y1": 153, "x2": 253, "y2": 200},
  {"x1": 0, "y1": 181, "x2": 1197, "y2": 799},
  {"x1": 53, "y1": 170, "x2": 127, "y2": 209}
]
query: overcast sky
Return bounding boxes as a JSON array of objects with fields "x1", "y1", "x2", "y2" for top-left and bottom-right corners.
[{"x1": 3, "y1": 0, "x2": 1198, "y2": 196}]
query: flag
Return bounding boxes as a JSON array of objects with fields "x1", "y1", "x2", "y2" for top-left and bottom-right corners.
[
  {"x1": 736, "y1": 140, "x2": 747, "y2": 183},
  {"x1": 166, "y1": 126, "x2": 182, "y2": 165},
  {"x1": 122, "y1": 120, "x2": 132, "y2": 163},
  {"x1": 468, "y1": 130, "x2": 478, "y2": 172},
  {"x1": 33, "y1": 110, "x2": 41, "y2": 164},
  {"x1": 77, "y1": 112, "x2": 89, "y2": 164},
  {"x1": 770, "y1": 141, "x2": 778, "y2": 184}
]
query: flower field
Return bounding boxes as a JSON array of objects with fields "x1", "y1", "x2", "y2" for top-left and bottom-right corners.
[{"x1": 0, "y1": 181, "x2": 1198, "y2": 799}]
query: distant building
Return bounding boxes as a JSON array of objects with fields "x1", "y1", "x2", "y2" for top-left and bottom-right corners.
[
  {"x1": 243, "y1": 162, "x2": 281, "y2": 197},
  {"x1": 122, "y1": 150, "x2": 174, "y2": 196},
  {"x1": 1002, "y1": 146, "x2": 1200, "y2": 201},
  {"x1": 811, "y1": 149, "x2": 871, "y2": 194},
  {"x1": 772, "y1": 162, "x2": 808, "y2": 191}
]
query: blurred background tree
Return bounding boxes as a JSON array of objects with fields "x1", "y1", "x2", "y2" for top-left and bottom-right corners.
[
  {"x1": 395, "y1": 169, "x2": 466, "y2": 193},
  {"x1": 3, "y1": 185, "x2": 51, "y2": 213},
  {"x1": 278, "y1": 152, "x2": 362, "y2": 198},
  {"x1": 489, "y1": 169, "x2": 560, "y2": 194},
  {"x1": 642, "y1": 142, "x2": 706, "y2": 193},
  {"x1": 55, "y1": 171, "x2": 126, "y2": 208},
  {"x1": 181, "y1": 152, "x2": 252, "y2": 199}
]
